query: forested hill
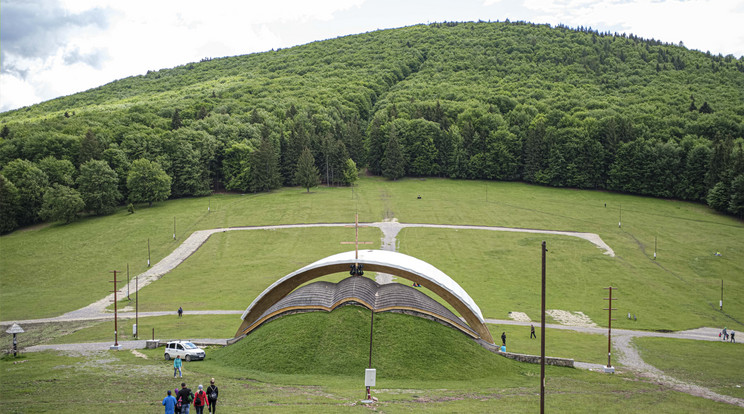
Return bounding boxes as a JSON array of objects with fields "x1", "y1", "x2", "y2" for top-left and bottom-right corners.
[{"x1": 1, "y1": 21, "x2": 744, "y2": 232}]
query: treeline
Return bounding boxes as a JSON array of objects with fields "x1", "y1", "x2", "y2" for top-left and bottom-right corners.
[{"x1": 1, "y1": 21, "x2": 743, "y2": 233}]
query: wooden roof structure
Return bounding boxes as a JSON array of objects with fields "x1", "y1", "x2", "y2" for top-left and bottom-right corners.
[
  {"x1": 238, "y1": 276, "x2": 480, "y2": 339},
  {"x1": 236, "y1": 249, "x2": 494, "y2": 344}
]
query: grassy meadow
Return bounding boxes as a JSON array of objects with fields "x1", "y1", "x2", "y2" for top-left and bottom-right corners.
[
  {"x1": 1, "y1": 176, "x2": 744, "y2": 411},
  {"x1": 2, "y1": 176, "x2": 741, "y2": 331},
  {"x1": 1, "y1": 308, "x2": 741, "y2": 413}
]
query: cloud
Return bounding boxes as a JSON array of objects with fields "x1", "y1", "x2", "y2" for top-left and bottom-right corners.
[
  {"x1": 518, "y1": 0, "x2": 744, "y2": 56},
  {"x1": 0, "y1": 0, "x2": 111, "y2": 63},
  {"x1": 62, "y1": 48, "x2": 109, "y2": 69}
]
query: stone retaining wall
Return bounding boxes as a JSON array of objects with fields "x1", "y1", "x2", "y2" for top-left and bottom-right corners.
[
  {"x1": 476, "y1": 340, "x2": 574, "y2": 367},
  {"x1": 499, "y1": 351, "x2": 574, "y2": 367}
]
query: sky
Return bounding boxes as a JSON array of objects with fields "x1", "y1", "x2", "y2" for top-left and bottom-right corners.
[{"x1": 1, "y1": 0, "x2": 743, "y2": 113}]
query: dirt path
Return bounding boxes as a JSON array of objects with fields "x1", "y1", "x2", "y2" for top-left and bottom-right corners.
[{"x1": 486, "y1": 318, "x2": 744, "y2": 407}]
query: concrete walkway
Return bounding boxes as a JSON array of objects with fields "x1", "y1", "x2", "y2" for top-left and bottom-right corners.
[{"x1": 1, "y1": 221, "x2": 614, "y2": 326}]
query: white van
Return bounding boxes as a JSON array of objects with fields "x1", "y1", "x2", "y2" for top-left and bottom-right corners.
[{"x1": 164, "y1": 340, "x2": 206, "y2": 361}]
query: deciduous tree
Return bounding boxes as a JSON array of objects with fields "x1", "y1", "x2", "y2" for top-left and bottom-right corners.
[
  {"x1": 39, "y1": 184, "x2": 84, "y2": 224},
  {"x1": 77, "y1": 160, "x2": 121, "y2": 215},
  {"x1": 127, "y1": 159, "x2": 171, "y2": 207}
]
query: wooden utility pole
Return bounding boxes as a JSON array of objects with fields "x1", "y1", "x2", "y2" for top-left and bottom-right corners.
[
  {"x1": 135, "y1": 274, "x2": 139, "y2": 339},
  {"x1": 540, "y1": 241, "x2": 546, "y2": 414},
  {"x1": 603, "y1": 287, "x2": 618, "y2": 373},
  {"x1": 126, "y1": 263, "x2": 130, "y2": 300},
  {"x1": 109, "y1": 270, "x2": 122, "y2": 350}
]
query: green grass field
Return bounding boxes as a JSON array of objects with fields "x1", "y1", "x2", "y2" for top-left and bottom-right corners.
[
  {"x1": 1, "y1": 307, "x2": 741, "y2": 413},
  {"x1": 635, "y1": 336, "x2": 744, "y2": 400},
  {"x1": 1, "y1": 177, "x2": 743, "y2": 411},
  {"x1": 2, "y1": 177, "x2": 741, "y2": 326}
]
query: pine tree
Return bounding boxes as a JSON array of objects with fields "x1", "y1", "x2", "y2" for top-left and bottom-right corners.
[
  {"x1": 79, "y1": 129, "x2": 102, "y2": 165},
  {"x1": 295, "y1": 147, "x2": 320, "y2": 192},
  {"x1": 250, "y1": 138, "x2": 282, "y2": 192},
  {"x1": 171, "y1": 109, "x2": 182, "y2": 130},
  {"x1": 382, "y1": 124, "x2": 406, "y2": 180}
]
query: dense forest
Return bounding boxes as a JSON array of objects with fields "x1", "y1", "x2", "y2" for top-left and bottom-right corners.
[{"x1": 1, "y1": 21, "x2": 744, "y2": 233}]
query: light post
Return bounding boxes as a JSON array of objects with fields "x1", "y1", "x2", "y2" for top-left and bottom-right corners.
[
  {"x1": 6, "y1": 323, "x2": 24, "y2": 357},
  {"x1": 109, "y1": 270, "x2": 122, "y2": 350}
]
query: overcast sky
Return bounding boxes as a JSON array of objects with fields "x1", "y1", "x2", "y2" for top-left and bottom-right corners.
[{"x1": 2, "y1": 0, "x2": 743, "y2": 113}]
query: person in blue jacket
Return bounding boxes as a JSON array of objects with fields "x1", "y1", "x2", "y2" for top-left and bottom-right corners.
[
  {"x1": 163, "y1": 389, "x2": 177, "y2": 414},
  {"x1": 174, "y1": 355, "x2": 183, "y2": 378}
]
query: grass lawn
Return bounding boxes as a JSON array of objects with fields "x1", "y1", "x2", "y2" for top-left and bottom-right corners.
[
  {"x1": 2, "y1": 306, "x2": 742, "y2": 412},
  {"x1": 634, "y1": 336, "x2": 744, "y2": 400},
  {"x1": 41, "y1": 314, "x2": 242, "y2": 345},
  {"x1": 122, "y1": 226, "x2": 381, "y2": 313},
  {"x1": 0, "y1": 344, "x2": 739, "y2": 412},
  {"x1": 487, "y1": 324, "x2": 617, "y2": 366},
  {"x1": 2, "y1": 177, "x2": 742, "y2": 328}
]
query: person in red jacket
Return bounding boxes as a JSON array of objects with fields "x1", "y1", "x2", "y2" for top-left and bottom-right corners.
[{"x1": 193, "y1": 384, "x2": 210, "y2": 414}]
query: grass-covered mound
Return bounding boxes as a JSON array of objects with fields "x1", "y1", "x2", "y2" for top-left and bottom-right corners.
[{"x1": 211, "y1": 305, "x2": 522, "y2": 380}]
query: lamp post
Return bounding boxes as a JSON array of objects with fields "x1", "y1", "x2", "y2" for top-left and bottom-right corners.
[
  {"x1": 6, "y1": 323, "x2": 24, "y2": 357},
  {"x1": 109, "y1": 270, "x2": 122, "y2": 350}
]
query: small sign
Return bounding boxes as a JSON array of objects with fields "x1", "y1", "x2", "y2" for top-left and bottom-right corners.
[
  {"x1": 365, "y1": 368, "x2": 376, "y2": 387},
  {"x1": 6, "y1": 323, "x2": 24, "y2": 334}
]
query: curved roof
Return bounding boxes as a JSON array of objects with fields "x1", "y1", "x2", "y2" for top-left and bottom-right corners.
[
  {"x1": 243, "y1": 276, "x2": 479, "y2": 338},
  {"x1": 237, "y1": 249, "x2": 494, "y2": 343}
]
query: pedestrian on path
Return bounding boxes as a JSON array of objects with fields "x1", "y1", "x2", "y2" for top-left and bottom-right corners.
[
  {"x1": 174, "y1": 388, "x2": 181, "y2": 414},
  {"x1": 207, "y1": 378, "x2": 219, "y2": 414},
  {"x1": 178, "y1": 306, "x2": 183, "y2": 318},
  {"x1": 731, "y1": 330, "x2": 736, "y2": 343},
  {"x1": 163, "y1": 390, "x2": 177, "y2": 414},
  {"x1": 530, "y1": 324, "x2": 536, "y2": 339},
  {"x1": 193, "y1": 384, "x2": 209, "y2": 414},
  {"x1": 722, "y1": 327, "x2": 728, "y2": 341},
  {"x1": 174, "y1": 355, "x2": 183, "y2": 378},
  {"x1": 501, "y1": 331, "x2": 506, "y2": 346},
  {"x1": 177, "y1": 382, "x2": 193, "y2": 414}
]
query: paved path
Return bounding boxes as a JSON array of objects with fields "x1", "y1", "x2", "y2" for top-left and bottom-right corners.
[
  {"x1": 1, "y1": 221, "x2": 613, "y2": 326},
  {"x1": 486, "y1": 319, "x2": 743, "y2": 407}
]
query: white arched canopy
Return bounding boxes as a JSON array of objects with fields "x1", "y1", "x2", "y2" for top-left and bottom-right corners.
[{"x1": 237, "y1": 249, "x2": 494, "y2": 344}]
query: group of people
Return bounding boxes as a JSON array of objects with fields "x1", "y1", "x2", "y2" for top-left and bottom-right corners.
[
  {"x1": 720, "y1": 327, "x2": 736, "y2": 343},
  {"x1": 162, "y1": 379, "x2": 219, "y2": 414}
]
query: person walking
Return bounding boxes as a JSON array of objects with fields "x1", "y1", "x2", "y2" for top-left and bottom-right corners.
[
  {"x1": 174, "y1": 388, "x2": 181, "y2": 414},
  {"x1": 174, "y1": 355, "x2": 183, "y2": 378},
  {"x1": 193, "y1": 384, "x2": 209, "y2": 414},
  {"x1": 731, "y1": 330, "x2": 736, "y2": 343},
  {"x1": 722, "y1": 327, "x2": 728, "y2": 341},
  {"x1": 207, "y1": 378, "x2": 219, "y2": 414},
  {"x1": 163, "y1": 389, "x2": 178, "y2": 414},
  {"x1": 178, "y1": 306, "x2": 183, "y2": 318},
  {"x1": 501, "y1": 331, "x2": 507, "y2": 346},
  {"x1": 530, "y1": 324, "x2": 536, "y2": 339},
  {"x1": 177, "y1": 382, "x2": 193, "y2": 414}
]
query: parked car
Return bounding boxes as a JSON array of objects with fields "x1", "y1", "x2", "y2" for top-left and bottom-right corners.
[{"x1": 164, "y1": 340, "x2": 206, "y2": 361}]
